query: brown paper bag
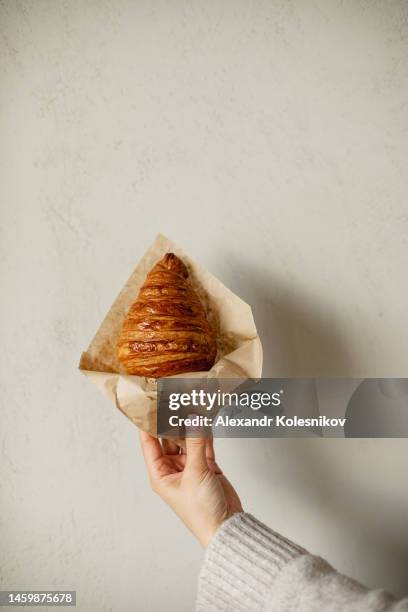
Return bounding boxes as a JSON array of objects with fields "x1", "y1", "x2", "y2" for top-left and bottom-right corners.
[{"x1": 79, "y1": 234, "x2": 263, "y2": 435}]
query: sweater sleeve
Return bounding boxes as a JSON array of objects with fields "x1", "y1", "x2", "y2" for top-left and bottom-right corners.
[{"x1": 196, "y1": 513, "x2": 408, "y2": 612}]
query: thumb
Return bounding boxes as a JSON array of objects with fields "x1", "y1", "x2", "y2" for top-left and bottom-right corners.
[
  {"x1": 185, "y1": 436, "x2": 208, "y2": 472},
  {"x1": 185, "y1": 417, "x2": 208, "y2": 473}
]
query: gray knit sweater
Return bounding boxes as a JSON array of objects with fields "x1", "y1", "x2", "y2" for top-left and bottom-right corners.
[{"x1": 196, "y1": 513, "x2": 408, "y2": 612}]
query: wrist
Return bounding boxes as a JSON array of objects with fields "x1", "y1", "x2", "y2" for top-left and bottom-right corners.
[{"x1": 200, "y1": 509, "x2": 242, "y2": 548}]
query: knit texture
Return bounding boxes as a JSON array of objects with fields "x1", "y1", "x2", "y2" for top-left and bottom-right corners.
[
  {"x1": 196, "y1": 512, "x2": 305, "y2": 611},
  {"x1": 196, "y1": 513, "x2": 408, "y2": 612}
]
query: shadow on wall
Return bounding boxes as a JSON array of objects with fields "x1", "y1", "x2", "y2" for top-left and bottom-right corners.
[
  {"x1": 221, "y1": 256, "x2": 408, "y2": 598},
  {"x1": 231, "y1": 258, "x2": 354, "y2": 378}
]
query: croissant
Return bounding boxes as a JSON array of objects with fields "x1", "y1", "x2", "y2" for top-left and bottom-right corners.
[{"x1": 117, "y1": 253, "x2": 217, "y2": 377}]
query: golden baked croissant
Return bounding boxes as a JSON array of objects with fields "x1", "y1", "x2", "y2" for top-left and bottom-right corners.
[{"x1": 117, "y1": 253, "x2": 217, "y2": 377}]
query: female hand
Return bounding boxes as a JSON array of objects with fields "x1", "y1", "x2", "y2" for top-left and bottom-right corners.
[{"x1": 139, "y1": 431, "x2": 243, "y2": 547}]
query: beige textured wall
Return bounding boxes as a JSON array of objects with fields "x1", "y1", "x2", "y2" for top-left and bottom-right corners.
[{"x1": 1, "y1": 1, "x2": 408, "y2": 610}]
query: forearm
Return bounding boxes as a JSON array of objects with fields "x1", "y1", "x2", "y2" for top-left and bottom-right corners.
[{"x1": 196, "y1": 513, "x2": 408, "y2": 612}]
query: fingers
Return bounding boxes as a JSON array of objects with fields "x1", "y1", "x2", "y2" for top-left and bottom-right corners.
[
  {"x1": 205, "y1": 438, "x2": 222, "y2": 474},
  {"x1": 205, "y1": 437, "x2": 215, "y2": 462},
  {"x1": 161, "y1": 438, "x2": 180, "y2": 455},
  {"x1": 184, "y1": 436, "x2": 222, "y2": 474},
  {"x1": 139, "y1": 431, "x2": 162, "y2": 478},
  {"x1": 207, "y1": 459, "x2": 223, "y2": 475},
  {"x1": 177, "y1": 439, "x2": 186, "y2": 454},
  {"x1": 185, "y1": 436, "x2": 208, "y2": 473},
  {"x1": 140, "y1": 431, "x2": 220, "y2": 475}
]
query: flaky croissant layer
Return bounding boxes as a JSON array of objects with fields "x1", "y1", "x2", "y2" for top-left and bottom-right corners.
[{"x1": 116, "y1": 253, "x2": 217, "y2": 377}]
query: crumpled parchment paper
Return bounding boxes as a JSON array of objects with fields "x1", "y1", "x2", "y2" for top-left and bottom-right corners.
[{"x1": 79, "y1": 234, "x2": 263, "y2": 435}]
